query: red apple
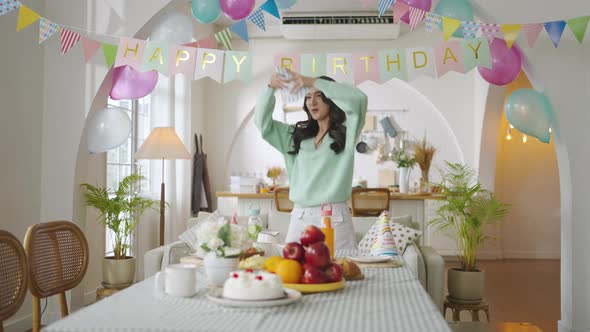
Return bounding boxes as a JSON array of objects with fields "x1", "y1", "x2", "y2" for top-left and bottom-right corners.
[
  {"x1": 283, "y1": 242, "x2": 305, "y2": 262},
  {"x1": 324, "y1": 262, "x2": 343, "y2": 282},
  {"x1": 300, "y1": 225, "x2": 325, "y2": 246},
  {"x1": 304, "y1": 242, "x2": 331, "y2": 268},
  {"x1": 302, "y1": 264, "x2": 328, "y2": 284}
]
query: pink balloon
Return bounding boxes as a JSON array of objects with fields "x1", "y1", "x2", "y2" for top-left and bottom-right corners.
[
  {"x1": 478, "y1": 38, "x2": 522, "y2": 86},
  {"x1": 110, "y1": 66, "x2": 159, "y2": 100},
  {"x1": 400, "y1": 0, "x2": 432, "y2": 24},
  {"x1": 219, "y1": 0, "x2": 255, "y2": 20}
]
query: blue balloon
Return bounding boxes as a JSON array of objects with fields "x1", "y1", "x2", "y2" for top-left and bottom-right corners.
[
  {"x1": 191, "y1": 0, "x2": 221, "y2": 24},
  {"x1": 434, "y1": 0, "x2": 474, "y2": 38},
  {"x1": 505, "y1": 89, "x2": 553, "y2": 143}
]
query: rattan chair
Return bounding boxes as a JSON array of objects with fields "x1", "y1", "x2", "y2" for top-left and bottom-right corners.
[
  {"x1": 24, "y1": 221, "x2": 89, "y2": 332},
  {"x1": 273, "y1": 187, "x2": 294, "y2": 213},
  {"x1": 0, "y1": 230, "x2": 28, "y2": 332},
  {"x1": 350, "y1": 188, "x2": 391, "y2": 217}
]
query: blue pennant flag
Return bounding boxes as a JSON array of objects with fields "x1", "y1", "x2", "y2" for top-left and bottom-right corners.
[
  {"x1": 260, "y1": 0, "x2": 280, "y2": 20},
  {"x1": 378, "y1": 0, "x2": 394, "y2": 17},
  {"x1": 0, "y1": 0, "x2": 21, "y2": 17},
  {"x1": 230, "y1": 19, "x2": 249, "y2": 42},
  {"x1": 544, "y1": 21, "x2": 566, "y2": 48},
  {"x1": 248, "y1": 8, "x2": 266, "y2": 31}
]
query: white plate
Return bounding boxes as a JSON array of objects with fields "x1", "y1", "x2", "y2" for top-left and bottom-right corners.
[
  {"x1": 345, "y1": 255, "x2": 395, "y2": 263},
  {"x1": 207, "y1": 288, "x2": 302, "y2": 308}
]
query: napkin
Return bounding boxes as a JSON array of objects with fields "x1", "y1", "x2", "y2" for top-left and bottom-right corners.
[
  {"x1": 369, "y1": 211, "x2": 398, "y2": 257},
  {"x1": 276, "y1": 67, "x2": 309, "y2": 105}
]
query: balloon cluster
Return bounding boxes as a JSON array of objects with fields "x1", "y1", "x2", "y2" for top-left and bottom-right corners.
[{"x1": 192, "y1": 0, "x2": 262, "y2": 23}]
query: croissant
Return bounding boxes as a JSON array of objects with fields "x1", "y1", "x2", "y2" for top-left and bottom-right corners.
[{"x1": 335, "y1": 258, "x2": 365, "y2": 281}]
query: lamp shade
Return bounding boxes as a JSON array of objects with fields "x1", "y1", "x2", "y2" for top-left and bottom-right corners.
[{"x1": 135, "y1": 127, "x2": 191, "y2": 160}]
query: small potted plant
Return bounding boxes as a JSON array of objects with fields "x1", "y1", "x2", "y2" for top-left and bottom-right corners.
[
  {"x1": 266, "y1": 166, "x2": 282, "y2": 192},
  {"x1": 196, "y1": 216, "x2": 252, "y2": 286},
  {"x1": 81, "y1": 172, "x2": 160, "y2": 286},
  {"x1": 391, "y1": 148, "x2": 416, "y2": 194},
  {"x1": 430, "y1": 162, "x2": 509, "y2": 302}
]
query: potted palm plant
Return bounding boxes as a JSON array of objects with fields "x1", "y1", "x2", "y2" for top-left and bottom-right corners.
[
  {"x1": 430, "y1": 162, "x2": 509, "y2": 302},
  {"x1": 81, "y1": 172, "x2": 160, "y2": 286}
]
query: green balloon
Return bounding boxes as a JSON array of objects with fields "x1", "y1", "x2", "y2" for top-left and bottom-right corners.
[
  {"x1": 434, "y1": 0, "x2": 474, "y2": 38},
  {"x1": 192, "y1": 0, "x2": 221, "y2": 24}
]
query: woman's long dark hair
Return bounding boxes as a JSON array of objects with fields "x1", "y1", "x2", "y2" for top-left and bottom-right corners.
[{"x1": 288, "y1": 76, "x2": 347, "y2": 155}]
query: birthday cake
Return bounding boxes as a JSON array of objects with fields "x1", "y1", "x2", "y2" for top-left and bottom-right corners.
[{"x1": 222, "y1": 270, "x2": 285, "y2": 300}]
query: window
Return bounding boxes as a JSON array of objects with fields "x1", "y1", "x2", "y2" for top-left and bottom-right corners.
[{"x1": 105, "y1": 96, "x2": 152, "y2": 256}]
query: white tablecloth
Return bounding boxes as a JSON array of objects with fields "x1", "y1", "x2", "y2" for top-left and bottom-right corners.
[{"x1": 45, "y1": 251, "x2": 450, "y2": 332}]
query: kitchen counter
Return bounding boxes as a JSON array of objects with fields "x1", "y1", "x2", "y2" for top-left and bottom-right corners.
[{"x1": 216, "y1": 191, "x2": 444, "y2": 200}]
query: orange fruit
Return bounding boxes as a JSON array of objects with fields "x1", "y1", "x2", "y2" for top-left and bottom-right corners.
[
  {"x1": 264, "y1": 256, "x2": 283, "y2": 273},
  {"x1": 275, "y1": 259, "x2": 302, "y2": 284}
]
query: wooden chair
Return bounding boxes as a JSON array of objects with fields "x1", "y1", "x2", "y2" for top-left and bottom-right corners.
[
  {"x1": 24, "y1": 221, "x2": 89, "y2": 332},
  {"x1": 0, "y1": 230, "x2": 28, "y2": 332},
  {"x1": 350, "y1": 188, "x2": 391, "y2": 217},
  {"x1": 273, "y1": 187, "x2": 294, "y2": 213}
]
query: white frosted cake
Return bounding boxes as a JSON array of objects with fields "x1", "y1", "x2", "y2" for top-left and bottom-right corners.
[{"x1": 222, "y1": 270, "x2": 284, "y2": 300}]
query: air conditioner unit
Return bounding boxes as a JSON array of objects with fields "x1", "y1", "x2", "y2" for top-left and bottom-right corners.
[{"x1": 280, "y1": 12, "x2": 400, "y2": 40}]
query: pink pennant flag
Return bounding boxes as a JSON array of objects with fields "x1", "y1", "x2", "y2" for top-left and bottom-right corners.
[
  {"x1": 522, "y1": 23, "x2": 543, "y2": 48},
  {"x1": 81, "y1": 36, "x2": 101, "y2": 63},
  {"x1": 168, "y1": 45, "x2": 197, "y2": 77},
  {"x1": 362, "y1": 0, "x2": 372, "y2": 8},
  {"x1": 114, "y1": 37, "x2": 146, "y2": 70},
  {"x1": 479, "y1": 23, "x2": 501, "y2": 43},
  {"x1": 408, "y1": 7, "x2": 426, "y2": 31},
  {"x1": 353, "y1": 52, "x2": 379, "y2": 84},
  {"x1": 183, "y1": 35, "x2": 218, "y2": 49},
  {"x1": 392, "y1": 2, "x2": 409, "y2": 24},
  {"x1": 434, "y1": 41, "x2": 464, "y2": 77},
  {"x1": 60, "y1": 28, "x2": 81, "y2": 54}
]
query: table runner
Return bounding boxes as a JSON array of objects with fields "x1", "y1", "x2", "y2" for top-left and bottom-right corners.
[{"x1": 45, "y1": 251, "x2": 450, "y2": 332}]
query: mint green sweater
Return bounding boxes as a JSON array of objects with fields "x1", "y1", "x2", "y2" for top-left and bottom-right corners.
[{"x1": 255, "y1": 79, "x2": 368, "y2": 207}]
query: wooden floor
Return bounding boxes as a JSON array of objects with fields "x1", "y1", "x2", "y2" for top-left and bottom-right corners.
[{"x1": 443, "y1": 259, "x2": 560, "y2": 332}]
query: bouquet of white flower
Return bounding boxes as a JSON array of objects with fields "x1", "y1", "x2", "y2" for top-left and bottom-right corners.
[{"x1": 195, "y1": 216, "x2": 251, "y2": 258}]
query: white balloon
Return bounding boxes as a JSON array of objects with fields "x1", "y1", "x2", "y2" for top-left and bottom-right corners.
[
  {"x1": 87, "y1": 107, "x2": 132, "y2": 154},
  {"x1": 149, "y1": 11, "x2": 194, "y2": 44}
]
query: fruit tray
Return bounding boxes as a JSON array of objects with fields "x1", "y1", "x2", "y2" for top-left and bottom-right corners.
[{"x1": 283, "y1": 280, "x2": 345, "y2": 294}]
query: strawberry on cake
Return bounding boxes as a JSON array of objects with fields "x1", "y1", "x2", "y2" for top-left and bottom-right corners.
[{"x1": 222, "y1": 269, "x2": 285, "y2": 300}]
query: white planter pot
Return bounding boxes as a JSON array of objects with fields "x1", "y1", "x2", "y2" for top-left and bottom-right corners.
[
  {"x1": 103, "y1": 257, "x2": 135, "y2": 286},
  {"x1": 399, "y1": 167, "x2": 410, "y2": 194},
  {"x1": 203, "y1": 254, "x2": 238, "y2": 287}
]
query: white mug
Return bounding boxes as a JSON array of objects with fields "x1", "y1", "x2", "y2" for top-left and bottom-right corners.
[
  {"x1": 257, "y1": 231, "x2": 279, "y2": 244},
  {"x1": 254, "y1": 242, "x2": 278, "y2": 257},
  {"x1": 155, "y1": 264, "x2": 198, "y2": 297}
]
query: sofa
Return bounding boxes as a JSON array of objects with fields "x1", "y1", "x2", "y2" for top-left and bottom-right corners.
[{"x1": 144, "y1": 212, "x2": 445, "y2": 312}]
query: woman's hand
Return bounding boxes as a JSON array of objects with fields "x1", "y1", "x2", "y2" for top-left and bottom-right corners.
[
  {"x1": 268, "y1": 72, "x2": 289, "y2": 90},
  {"x1": 289, "y1": 69, "x2": 316, "y2": 93}
]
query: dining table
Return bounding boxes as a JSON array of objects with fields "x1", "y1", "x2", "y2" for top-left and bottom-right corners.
[{"x1": 44, "y1": 250, "x2": 451, "y2": 332}]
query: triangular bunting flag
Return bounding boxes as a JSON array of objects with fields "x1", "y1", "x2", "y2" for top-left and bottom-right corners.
[
  {"x1": 392, "y1": 2, "x2": 409, "y2": 24},
  {"x1": 461, "y1": 21, "x2": 480, "y2": 39},
  {"x1": 183, "y1": 35, "x2": 217, "y2": 49},
  {"x1": 0, "y1": 0, "x2": 21, "y2": 17},
  {"x1": 260, "y1": 0, "x2": 280, "y2": 20},
  {"x1": 522, "y1": 23, "x2": 543, "y2": 48},
  {"x1": 60, "y1": 28, "x2": 81, "y2": 54},
  {"x1": 442, "y1": 17, "x2": 461, "y2": 41},
  {"x1": 479, "y1": 23, "x2": 501, "y2": 43},
  {"x1": 425, "y1": 12, "x2": 441, "y2": 33},
  {"x1": 102, "y1": 43, "x2": 118, "y2": 67},
  {"x1": 81, "y1": 36, "x2": 101, "y2": 63},
  {"x1": 567, "y1": 16, "x2": 590, "y2": 44},
  {"x1": 501, "y1": 24, "x2": 522, "y2": 48},
  {"x1": 230, "y1": 19, "x2": 249, "y2": 42},
  {"x1": 16, "y1": 4, "x2": 39, "y2": 31},
  {"x1": 378, "y1": 0, "x2": 394, "y2": 17},
  {"x1": 408, "y1": 7, "x2": 426, "y2": 31},
  {"x1": 38, "y1": 17, "x2": 58, "y2": 44},
  {"x1": 248, "y1": 8, "x2": 266, "y2": 31},
  {"x1": 215, "y1": 28, "x2": 232, "y2": 50},
  {"x1": 544, "y1": 21, "x2": 566, "y2": 48}
]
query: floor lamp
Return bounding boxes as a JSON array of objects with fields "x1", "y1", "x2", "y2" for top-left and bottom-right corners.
[{"x1": 135, "y1": 127, "x2": 191, "y2": 246}]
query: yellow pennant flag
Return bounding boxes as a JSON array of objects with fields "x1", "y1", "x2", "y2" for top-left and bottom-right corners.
[
  {"x1": 16, "y1": 5, "x2": 40, "y2": 32},
  {"x1": 442, "y1": 17, "x2": 461, "y2": 41},
  {"x1": 501, "y1": 24, "x2": 523, "y2": 48}
]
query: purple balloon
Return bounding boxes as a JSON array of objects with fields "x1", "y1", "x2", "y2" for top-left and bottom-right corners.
[
  {"x1": 400, "y1": 0, "x2": 432, "y2": 24},
  {"x1": 110, "y1": 66, "x2": 159, "y2": 100},
  {"x1": 220, "y1": 0, "x2": 255, "y2": 21},
  {"x1": 478, "y1": 38, "x2": 522, "y2": 86}
]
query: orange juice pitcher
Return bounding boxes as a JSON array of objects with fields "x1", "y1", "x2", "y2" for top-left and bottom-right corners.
[{"x1": 321, "y1": 203, "x2": 334, "y2": 259}]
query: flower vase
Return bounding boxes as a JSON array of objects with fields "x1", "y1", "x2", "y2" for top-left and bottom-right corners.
[
  {"x1": 203, "y1": 253, "x2": 238, "y2": 287},
  {"x1": 399, "y1": 167, "x2": 410, "y2": 194},
  {"x1": 420, "y1": 170, "x2": 430, "y2": 193}
]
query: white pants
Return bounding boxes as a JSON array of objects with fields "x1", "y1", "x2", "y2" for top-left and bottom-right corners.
[{"x1": 285, "y1": 202, "x2": 357, "y2": 250}]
